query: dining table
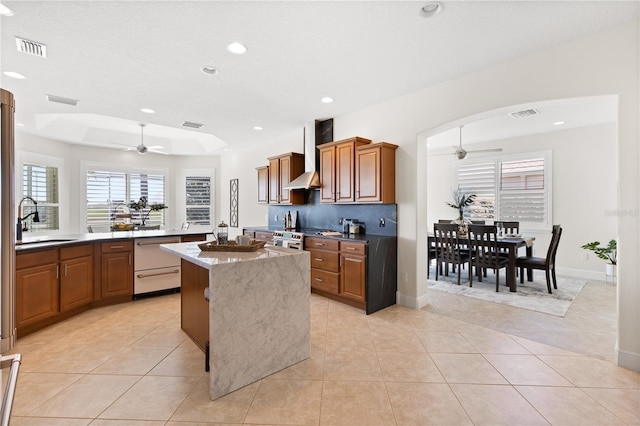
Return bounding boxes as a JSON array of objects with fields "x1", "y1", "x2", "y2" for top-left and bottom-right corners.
[{"x1": 427, "y1": 233, "x2": 534, "y2": 292}]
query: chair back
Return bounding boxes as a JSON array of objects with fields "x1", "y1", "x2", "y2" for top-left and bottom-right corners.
[
  {"x1": 470, "y1": 220, "x2": 486, "y2": 225},
  {"x1": 434, "y1": 223, "x2": 463, "y2": 263},
  {"x1": 495, "y1": 221, "x2": 519, "y2": 235},
  {"x1": 438, "y1": 219, "x2": 453, "y2": 223},
  {"x1": 546, "y1": 225, "x2": 563, "y2": 264},
  {"x1": 468, "y1": 225, "x2": 501, "y2": 268}
]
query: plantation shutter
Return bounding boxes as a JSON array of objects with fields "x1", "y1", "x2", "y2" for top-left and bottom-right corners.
[
  {"x1": 499, "y1": 158, "x2": 545, "y2": 223},
  {"x1": 23, "y1": 164, "x2": 59, "y2": 231},
  {"x1": 457, "y1": 161, "x2": 496, "y2": 220},
  {"x1": 130, "y1": 173, "x2": 166, "y2": 225},
  {"x1": 185, "y1": 176, "x2": 211, "y2": 225},
  {"x1": 86, "y1": 170, "x2": 126, "y2": 228}
]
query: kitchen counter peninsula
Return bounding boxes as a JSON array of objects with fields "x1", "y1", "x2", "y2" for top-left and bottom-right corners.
[{"x1": 160, "y1": 242, "x2": 310, "y2": 400}]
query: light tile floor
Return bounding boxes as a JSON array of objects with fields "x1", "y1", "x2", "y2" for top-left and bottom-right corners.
[{"x1": 2, "y1": 279, "x2": 639, "y2": 425}]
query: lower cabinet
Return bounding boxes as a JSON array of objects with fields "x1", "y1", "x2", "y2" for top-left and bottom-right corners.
[
  {"x1": 100, "y1": 241, "x2": 133, "y2": 298},
  {"x1": 16, "y1": 258, "x2": 59, "y2": 329},
  {"x1": 180, "y1": 259, "x2": 210, "y2": 352},
  {"x1": 60, "y1": 245, "x2": 93, "y2": 312},
  {"x1": 306, "y1": 237, "x2": 367, "y2": 310}
]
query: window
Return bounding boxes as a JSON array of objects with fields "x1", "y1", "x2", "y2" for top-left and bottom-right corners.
[
  {"x1": 22, "y1": 163, "x2": 59, "y2": 231},
  {"x1": 457, "y1": 152, "x2": 551, "y2": 229},
  {"x1": 85, "y1": 166, "x2": 166, "y2": 229},
  {"x1": 185, "y1": 176, "x2": 211, "y2": 225}
]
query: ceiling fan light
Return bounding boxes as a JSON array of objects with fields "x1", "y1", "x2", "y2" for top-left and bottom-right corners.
[{"x1": 137, "y1": 144, "x2": 148, "y2": 154}]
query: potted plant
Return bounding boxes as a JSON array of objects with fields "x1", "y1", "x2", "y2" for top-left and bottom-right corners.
[
  {"x1": 581, "y1": 239, "x2": 617, "y2": 279},
  {"x1": 128, "y1": 196, "x2": 168, "y2": 226},
  {"x1": 446, "y1": 188, "x2": 476, "y2": 234}
]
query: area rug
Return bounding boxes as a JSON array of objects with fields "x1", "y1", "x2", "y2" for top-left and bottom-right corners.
[{"x1": 427, "y1": 269, "x2": 587, "y2": 317}]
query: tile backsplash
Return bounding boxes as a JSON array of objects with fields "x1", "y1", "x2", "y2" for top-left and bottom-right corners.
[{"x1": 267, "y1": 191, "x2": 397, "y2": 236}]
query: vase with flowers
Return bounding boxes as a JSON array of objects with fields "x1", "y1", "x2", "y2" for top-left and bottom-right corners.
[{"x1": 446, "y1": 188, "x2": 476, "y2": 235}]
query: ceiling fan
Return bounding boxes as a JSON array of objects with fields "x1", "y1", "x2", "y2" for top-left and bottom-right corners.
[
  {"x1": 123, "y1": 124, "x2": 168, "y2": 155},
  {"x1": 433, "y1": 125, "x2": 503, "y2": 159}
]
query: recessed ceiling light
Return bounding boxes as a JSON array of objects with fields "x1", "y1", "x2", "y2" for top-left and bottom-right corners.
[
  {"x1": 140, "y1": 108, "x2": 155, "y2": 114},
  {"x1": 227, "y1": 42, "x2": 247, "y2": 55},
  {"x1": 420, "y1": 2, "x2": 443, "y2": 17},
  {"x1": 321, "y1": 97, "x2": 334, "y2": 104},
  {"x1": 45, "y1": 94, "x2": 79, "y2": 106},
  {"x1": 553, "y1": 121, "x2": 566, "y2": 126},
  {"x1": 202, "y1": 66, "x2": 220, "y2": 75},
  {"x1": 16, "y1": 123, "x2": 24, "y2": 127},
  {"x1": 253, "y1": 126, "x2": 263, "y2": 131},
  {"x1": 3, "y1": 71, "x2": 25, "y2": 79},
  {"x1": 0, "y1": 4, "x2": 14, "y2": 16}
]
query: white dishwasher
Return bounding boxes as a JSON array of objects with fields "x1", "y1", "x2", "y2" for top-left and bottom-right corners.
[{"x1": 134, "y1": 236, "x2": 182, "y2": 296}]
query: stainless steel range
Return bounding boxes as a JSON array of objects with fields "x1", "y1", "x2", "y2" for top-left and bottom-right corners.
[{"x1": 272, "y1": 230, "x2": 304, "y2": 250}]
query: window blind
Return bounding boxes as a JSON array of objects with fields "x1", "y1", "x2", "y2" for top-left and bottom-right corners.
[
  {"x1": 499, "y1": 158, "x2": 545, "y2": 223},
  {"x1": 130, "y1": 173, "x2": 166, "y2": 226},
  {"x1": 23, "y1": 163, "x2": 59, "y2": 231},
  {"x1": 457, "y1": 161, "x2": 496, "y2": 220},
  {"x1": 86, "y1": 170, "x2": 127, "y2": 228},
  {"x1": 186, "y1": 176, "x2": 211, "y2": 225}
]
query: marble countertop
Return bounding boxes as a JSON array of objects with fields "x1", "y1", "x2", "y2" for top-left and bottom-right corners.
[
  {"x1": 243, "y1": 226, "x2": 395, "y2": 243},
  {"x1": 16, "y1": 229, "x2": 211, "y2": 252},
  {"x1": 160, "y1": 242, "x2": 308, "y2": 270}
]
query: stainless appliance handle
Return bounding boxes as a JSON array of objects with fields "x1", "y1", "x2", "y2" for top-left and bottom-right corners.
[
  {"x1": 136, "y1": 269, "x2": 179, "y2": 279},
  {"x1": 0, "y1": 354, "x2": 21, "y2": 426},
  {"x1": 136, "y1": 240, "x2": 180, "y2": 246}
]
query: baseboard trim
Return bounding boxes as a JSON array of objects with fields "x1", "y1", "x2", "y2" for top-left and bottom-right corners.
[
  {"x1": 396, "y1": 291, "x2": 430, "y2": 310},
  {"x1": 556, "y1": 267, "x2": 606, "y2": 282},
  {"x1": 617, "y1": 349, "x2": 640, "y2": 372}
]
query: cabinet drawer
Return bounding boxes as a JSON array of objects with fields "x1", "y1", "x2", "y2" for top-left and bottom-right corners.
[
  {"x1": 305, "y1": 237, "x2": 339, "y2": 251},
  {"x1": 181, "y1": 234, "x2": 207, "y2": 243},
  {"x1": 309, "y1": 250, "x2": 339, "y2": 272},
  {"x1": 135, "y1": 237, "x2": 181, "y2": 270},
  {"x1": 340, "y1": 241, "x2": 366, "y2": 255},
  {"x1": 254, "y1": 231, "x2": 274, "y2": 242},
  {"x1": 134, "y1": 266, "x2": 181, "y2": 295},
  {"x1": 60, "y1": 243, "x2": 92, "y2": 260},
  {"x1": 101, "y1": 241, "x2": 133, "y2": 253},
  {"x1": 16, "y1": 248, "x2": 58, "y2": 270},
  {"x1": 311, "y1": 268, "x2": 339, "y2": 294}
]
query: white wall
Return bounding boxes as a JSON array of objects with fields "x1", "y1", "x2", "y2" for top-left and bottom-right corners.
[
  {"x1": 219, "y1": 19, "x2": 639, "y2": 370},
  {"x1": 15, "y1": 132, "x2": 221, "y2": 234},
  {"x1": 426, "y1": 123, "x2": 618, "y2": 279}
]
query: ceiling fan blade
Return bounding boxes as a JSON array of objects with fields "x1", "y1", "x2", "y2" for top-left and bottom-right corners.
[
  {"x1": 149, "y1": 149, "x2": 169, "y2": 155},
  {"x1": 147, "y1": 145, "x2": 165, "y2": 150},
  {"x1": 467, "y1": 148, "x2": 503, "y2": 154}
]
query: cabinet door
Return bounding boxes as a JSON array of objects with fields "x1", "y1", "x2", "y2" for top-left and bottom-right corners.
[
  {"x1": 340, "y1": 253, "x2": 366, "y2": 303},
  {"x1": 16, "y1": 263, "x2": 59, "y2": 327},
  {"x1": 335, "y1": 142, "x2": 355, "y2": 203},
  {"x1": 101, "y1": 252, "x2": 133, "y2": 298},
  {"x1": 268, "y1": 158, "x2": 280, "y2": 204},
  {"x1": 60, "y1": 256, "x2": 93, "y2": 312},
  {"x1": 279, "y1": 155, "x2": 292, "y2": 204},
  {"x1": 319, "y1": 146, "x2": 336, "y2": 203},
  {"x1": 355, "y1": 145, "x2": 381, "y2": 202},
  {"x1": 256, "y1": 166, "x2": 269, "y2": 204}
]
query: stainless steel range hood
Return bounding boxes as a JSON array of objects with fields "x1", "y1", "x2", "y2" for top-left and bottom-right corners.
[{"x1": 283, "y1": 123, "x2": 320, "y2": 190}]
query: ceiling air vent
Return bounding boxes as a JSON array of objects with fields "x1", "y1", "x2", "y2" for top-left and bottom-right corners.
[
  {"x1": 509, "y1": 108, "x2": 539, "y2": 118},
  {"x1": 15, "y1": 37, "x2": 47, "y2": 58},
  {"x1": 45, "y1": 94, "x2": 79, "y2": 106},
  {"x1": 182, "y1": 121, "x2": 204, "y2": 129}
]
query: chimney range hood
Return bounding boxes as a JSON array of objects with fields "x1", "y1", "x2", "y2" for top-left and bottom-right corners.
[{"x1": 282, "y1": 122, "x2": 322, "y2": 190}]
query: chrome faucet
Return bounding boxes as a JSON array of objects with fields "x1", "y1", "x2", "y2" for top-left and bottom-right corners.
[{"x1": 16, "y1": 196, "x2": 40, "y2": 243}]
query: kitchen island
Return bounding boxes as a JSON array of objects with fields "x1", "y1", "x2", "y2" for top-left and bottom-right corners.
[{"x1": 160, "y1": 242, "x2": 310, "y2": 400}]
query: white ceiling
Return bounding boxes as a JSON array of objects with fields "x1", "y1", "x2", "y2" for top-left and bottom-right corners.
[{"x1": 1, "y1": 1, "x2": 637, "y2": 156}]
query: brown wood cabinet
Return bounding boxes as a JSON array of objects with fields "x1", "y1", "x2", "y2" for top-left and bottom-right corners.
[
  {"x1": 60, "y1": 244, "x2": 93, "y2": 312},
  {"x1": 256, "y1": 165, "x2": 269, "y2": 204},
  {"x1": 317, "y1": 137, "x2": 372, "y2": 203},
  {"x1": 181, "y1": 234, "x2": 207, "y2": 243},
  {"x1": 306, "y1": 237, "x2": 367, "y2": 309},
  {"x1": 16, "y1": 249, "x2": 59, "y2": 329},
  {"x1": 100, "y1": 241, "x2": 133, "y2": 298},
  {"x1": 355, "y1": 142, "x2": 398, "y2": 203},
  {"x1": 267, "y1": 153, "x2": 305, "y2": 205},
  {"x1": 180, "y1": 259, "x2": 210, "y2": 352}
]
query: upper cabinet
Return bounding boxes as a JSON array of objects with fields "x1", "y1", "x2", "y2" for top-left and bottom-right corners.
[
  {"x1": 317, "y1": 137, "x2": 372, "y2": 204},
  {"x1": 256, "y1": 166, "x2": 269, "y2": 204},
  {"x1": 267, "y1": 152, "x2": 305, "y2": 205},
  {"x1": 355, "y1": 142, "x2": 398, "y2": 204},
  {"x1": 318, "y1": 137, "x2": 397, "y2": 204}
]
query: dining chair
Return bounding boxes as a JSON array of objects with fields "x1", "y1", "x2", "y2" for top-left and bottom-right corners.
[
  {"x1": 468, "y1": 225, "x2": 509, "y2": 291},
  {"x1": 434, "y1": 223, "x2": 471, "y2": 285},
  {"x1": 470, "y1": 220, "x2": 486, "y2": 225},
  {"x1": 516, "y1": 225, "x2": 562, "y2": 294},
  {"x1": 495, "y1": 220, "x2": 520, "y2": 235}
]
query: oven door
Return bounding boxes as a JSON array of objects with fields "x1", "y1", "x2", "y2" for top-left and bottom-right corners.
[{"x1": 282, "y1": 240, "x2": 303, "y2": 250}]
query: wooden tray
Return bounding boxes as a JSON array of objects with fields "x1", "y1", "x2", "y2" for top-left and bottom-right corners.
[{"x1": 198, "y1": 240, "x2": 266, "y2": 252}]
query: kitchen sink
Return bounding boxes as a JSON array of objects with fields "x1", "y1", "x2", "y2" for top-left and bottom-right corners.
[{"x1": 17, "y1": 238, "x2": 77, "y2": 245}]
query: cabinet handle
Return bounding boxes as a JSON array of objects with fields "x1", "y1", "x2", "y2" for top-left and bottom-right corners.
[
  {"x1": 136, "y1": 240, "x2": 180, "y2": 246},
  {"x1": 56, "y1": 265, "x2": 59, "y2": 279},
  {"x1": 129, "y1": 254, "x2": 132, "y2": 265},
  {"x1": 314, "y1": 242, "x2": 325, "y2": 246},
  {"x1": 64, "y1": 264, "x2": 68, "y2": 277},
  {"x1": 315, "y1": 278, "x2": 323, "y2": 282},
  {"x1": 110, "y1": 245, "x2": 124, "y2": 249},
  {"x1": 346, "y1": 247, "x2": 356, "y2": 250},
  {"x1": 137, "y1": 269, "x2": 180, "y2": 279},
  {"x1": 314, "y1": 258, "x2": 324, "y2": 262}
]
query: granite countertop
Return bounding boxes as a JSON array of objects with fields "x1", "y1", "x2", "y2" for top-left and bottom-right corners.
[
  {"x1": 160, "y1": 242, "x2": 308, "y2": 270},
  {"x1": 243, "y1": 226, "x2": 394, "y2": 243},
  {"x1": 16, "y1": 229, "x2": 211, "y2": 252}
]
